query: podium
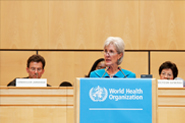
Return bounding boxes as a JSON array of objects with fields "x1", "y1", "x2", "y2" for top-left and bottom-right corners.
[{"x1": 74, "y1": 78, "x2": 157, "y2": 123}]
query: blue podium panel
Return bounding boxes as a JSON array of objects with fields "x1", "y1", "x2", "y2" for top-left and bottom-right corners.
[{"x1": 79, "y1": 78, "x2": 152, "y2": 123}]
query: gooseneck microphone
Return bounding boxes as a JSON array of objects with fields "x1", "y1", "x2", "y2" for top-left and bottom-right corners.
[
  {"x1": 118, "y1": 67, "x2": 127, "y2": 78},
  {"x1": 101, "y1": 66, "x2": 110, "y2": 78}
]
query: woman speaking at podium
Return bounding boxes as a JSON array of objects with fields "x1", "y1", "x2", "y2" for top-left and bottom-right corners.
[{"x1": 90, "y1": 36, "x2": 136, "y2": 78}]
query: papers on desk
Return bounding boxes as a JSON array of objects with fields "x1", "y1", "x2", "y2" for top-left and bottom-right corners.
[
  {"x1": 158, "y1": 79, "x2": 183, "y2": 88},
  {"x1": 16, "y1": 78, "x2": 47, "y2": 87}
]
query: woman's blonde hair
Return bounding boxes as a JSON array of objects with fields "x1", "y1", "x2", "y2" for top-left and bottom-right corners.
[{"x1": 104, "y1": 36, "x2": 125, "y2": 65}]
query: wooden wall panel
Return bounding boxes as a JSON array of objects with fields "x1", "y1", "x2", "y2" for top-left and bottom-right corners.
[
  {"x1": 140, "y1": 1, "x2": 185, "y2": 50},
  {"x1": 1, "y1": 51, "x2": 183, "y2": 86},
  {"x1": 0, "y1": 1, "x2": 49, "y2": 49},
  {"x1": 121, "y1": 52, "x2": 148, "y2": 78},
  {"x1": 0, "y1": 1, "x2": 185, "y2": 49},
  {"x1": 0, "y1": 51, "x2": 36, "y2": 86},
  {"x1": 39, "y1": 51, "x2": 106, "y2": 87},
  {"x1": 151, "y1": 52, "x2": 185, "y2": 80},
  {"x1": 49, "y1": 1, "x2": 139, "y2": 49}
]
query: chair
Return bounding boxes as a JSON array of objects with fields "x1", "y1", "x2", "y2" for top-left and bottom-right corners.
[{"x1": 59, "y1": 81, "x2": 72, "y2": 86}]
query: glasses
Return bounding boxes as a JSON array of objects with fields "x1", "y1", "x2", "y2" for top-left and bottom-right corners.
[
  {"x1": 161, "y1": 72, "x2": 173, "y2": 78},
  {"x1": 29, "y1": 67, "x2": 43, "y2": 72},
  {"x1": 102, "y1": 51, "x2": 118, "y2": 56}
]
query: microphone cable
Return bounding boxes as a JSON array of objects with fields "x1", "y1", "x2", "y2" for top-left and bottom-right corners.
[
  {"x1": 118, "y1": 66, "x2": 127, "y2": 78},
  {"x1": 101, "y1": 66, "x2": 110, "y2": 78}
]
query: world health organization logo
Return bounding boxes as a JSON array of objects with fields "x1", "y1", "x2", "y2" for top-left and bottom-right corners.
[{"x1": 89, "y1": 86, "x2": 108, "y2": 102}]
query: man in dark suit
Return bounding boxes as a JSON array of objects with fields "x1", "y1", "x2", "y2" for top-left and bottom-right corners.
[{"x1": 7, "y1": 54, "x2": 51, "y2": 86}]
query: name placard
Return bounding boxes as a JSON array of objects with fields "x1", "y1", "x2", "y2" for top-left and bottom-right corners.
[
  {"x1": 158, "y1": 80, "x2": 183, "y2": 88},
  {"x1": 16, "y1": 79, "x2": 47, "y2": 87}
]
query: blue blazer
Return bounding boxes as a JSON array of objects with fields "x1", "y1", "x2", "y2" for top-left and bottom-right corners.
[{"x1": 90, "y1": 68, "x2": 136, "y2": 78}]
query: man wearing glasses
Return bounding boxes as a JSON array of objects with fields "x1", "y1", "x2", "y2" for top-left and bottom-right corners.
[{"x1": 7, "y1": 54, "x2": 51, "y2": 86}]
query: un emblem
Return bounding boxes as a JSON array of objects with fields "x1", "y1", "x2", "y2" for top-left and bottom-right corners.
[{"x1": 89, "y1": 86, "x2": 108, "y2": 102}]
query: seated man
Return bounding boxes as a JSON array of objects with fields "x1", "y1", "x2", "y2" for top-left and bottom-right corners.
[{"x1": 7, "y1": 54, "x2": 51, "y2": 87}]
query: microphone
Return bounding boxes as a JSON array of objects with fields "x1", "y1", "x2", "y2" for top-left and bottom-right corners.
[
  {"x1": 101, "y1": 66, "x2": 110, "y2": 78},
  {"x1": 118, "y1": 67, "x2": 127, "y2": 78}
]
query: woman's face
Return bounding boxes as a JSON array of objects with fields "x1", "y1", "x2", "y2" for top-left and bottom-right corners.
[
  {"x1": 96, "y1": 61, "x2": 106, "y2": 70},
  {"x1": 160, "y1": 68, "x2": 174, "y2": 80},
  {"x1": 104, "y1": 44, "x2": 122, "y2": 67}
]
